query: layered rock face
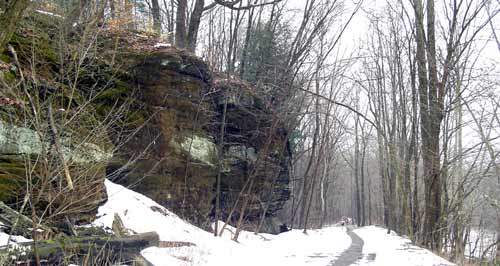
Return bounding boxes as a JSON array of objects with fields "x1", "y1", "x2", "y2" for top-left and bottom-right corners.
[
  {"x1": 210, "y1": 78, "x2": 291, "y2": 232},
  {"x1": 105, "y1": 50, "x2": 217, "y2": 227},
  {"x1": 106, "y1": 45, "x2": 290, "y2": 232},
  {"x1": 0, "y1": 120, "x2": 111, "y2": 224},
  {"x1": 0, "y1": 14, "x2": 112, "y2": 225},
  {"x1": 0, "y1": 15, "x2": 290, "y2": 232}
]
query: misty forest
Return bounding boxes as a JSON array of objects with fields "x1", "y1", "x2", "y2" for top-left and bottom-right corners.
[{"x1": 0, "y1": 0, "x2": 500, "y2": 265}]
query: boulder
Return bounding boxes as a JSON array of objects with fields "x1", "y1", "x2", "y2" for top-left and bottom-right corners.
[
  {"x1": 106, "y1": 46, "x2": 291, "y2": 230},
  {"x1": 0, "y1": 14, "x2": 291, "y2": 232}
]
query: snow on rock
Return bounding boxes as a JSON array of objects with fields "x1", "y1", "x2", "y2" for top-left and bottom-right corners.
[
  {"x1": 354, "y1": 226, "x2": 455, "y2": 266},
  {"x1": 0, "y1": 226, "x2": 32, "y2": 258},
  {"x1": 93, "y1": 179, "x2": 351, "y2": 266},
  {"x1": 0, "y1": 231, "x2": 31, "y2": 247},
  {"x1": 154, "y1": 43, "x2": 172, "y2": 48},
  {"x1": 35, "y1": 10, "x2": 63, "y2": 18}
]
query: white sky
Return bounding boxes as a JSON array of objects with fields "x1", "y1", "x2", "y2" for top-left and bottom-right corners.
[{"x1": 282, "y1": 0, "x2": 500, "y2": 160}]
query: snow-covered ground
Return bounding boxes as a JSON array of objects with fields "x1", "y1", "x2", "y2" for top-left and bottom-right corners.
[
  {"x1": 0, "y1": 228, "x2": 31, "y2": 249},
  {"x1": 93, "y1": 180, "x2": 351, "y2": 266},
  {"x1": 93, "y1": 180, "x2": 455, "y2": 266},
  {"x1": 0, "y1": 180, "x2": 457, "y2": 265},
  {"x1": 354, "y1": 226, "x2": 455, "y2": 266}
]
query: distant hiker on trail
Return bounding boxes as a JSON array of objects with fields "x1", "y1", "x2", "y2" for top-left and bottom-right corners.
[
  {"x1": 279, "y1": 223, "x2": 290, "y2": 233},
  {"x1": 340, "y1": 216, "x2": 348, "y2": 226}
]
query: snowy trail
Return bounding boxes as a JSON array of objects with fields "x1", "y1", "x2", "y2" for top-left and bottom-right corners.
[
  {"x1": 0, "y1": 180, "x2": 458, "y2": 266},
  {"x1": 78, "y1": 180, "x2": 456, "y2": 266},
  {"x1": 354, "y1": 226, "x2": 456, "y2": 266},
  {"x1": 330, "y1": 226, "x2": 364, "y2": 266}
]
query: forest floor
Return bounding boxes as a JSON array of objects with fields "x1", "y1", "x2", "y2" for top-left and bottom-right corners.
[{"x1": 0, "y1": 180, "x2": 457, "y2": 266}]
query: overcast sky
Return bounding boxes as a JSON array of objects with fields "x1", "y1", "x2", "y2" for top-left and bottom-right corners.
[{"x1": 283, "y1": 0, "x2": 499, "y2": 62}]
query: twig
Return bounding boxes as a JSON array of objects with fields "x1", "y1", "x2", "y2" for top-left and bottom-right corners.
[{"x1": 48, "y1": 104, "x2": 74, "y2": 190}]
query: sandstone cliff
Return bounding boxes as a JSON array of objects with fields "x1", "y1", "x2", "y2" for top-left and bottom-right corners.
[{"x1": 0, "y1": 13, "x2": 290, "y2": 233}]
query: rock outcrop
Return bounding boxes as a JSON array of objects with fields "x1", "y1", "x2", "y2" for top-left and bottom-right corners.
[
  {"x1": 210, "y1": 78, "x2": 291, "y2": 231},
  {"x1": 102, "y1": 43, "x2": 291, "y2": 231},
  {"x1": 0, "y1": 13, "x2": 112, "y2": 225},
  {"x1": 0, "y1": 14, "x2": 290, "y2": 233}
]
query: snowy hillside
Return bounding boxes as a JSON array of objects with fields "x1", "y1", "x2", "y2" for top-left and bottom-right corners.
[
  {"x1": 92, "y1": 180, "x2": 351, "y2": 266},
  {"x1": 88, "y1": 180, "x2": 455, "y2": 266}
]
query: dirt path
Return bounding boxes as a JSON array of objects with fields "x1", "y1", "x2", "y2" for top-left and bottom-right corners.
[{"x1": 329, "y1": 226, "x2": 364, "y2": 266}]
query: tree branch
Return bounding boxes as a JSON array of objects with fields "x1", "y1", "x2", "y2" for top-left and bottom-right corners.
[{"x1": 206, "y1": 0, "x2": 283, "y2": 11}]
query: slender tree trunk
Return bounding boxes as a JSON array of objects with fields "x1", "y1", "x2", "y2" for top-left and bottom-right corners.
[
  {"x1": 360, "y1": 137, "x2": 367, "y2": 226},
  {"x1": 109, "y1": 0, "x2": 116, "y2": 18},
  {"x1": 377, "y1": 131, "x2": 389, "y2": 230},
  {"x1": 299, "y1": 115, "x2": 319, "y2": 231},
  {"x1": 233, "y1": 178, "x2": 254, "y2": 241},
  {"x1": 239, "y1": 3, "x2": 255, "y2": 78},
  {"x1": 368, "y1": 168, "x2": 372, "y2": 225},
  {"x1": 151, "y1": 0, "x2": 161, "y2": 34},
  {"x1": 354, "y1": 117, "x2": 361, "y2": 227},
  {"x1": 318, "y1": 153, "x2": 328, "y2": 228},
  {"x1": 186, "y1": 0, "x2": 204, "y2": 52},
  {"x1": 214, "y1": 95, "x2": 228, "y2": 236},
  {"x1": 453, "y1": 68, "x2": 465, "y2": 263},
  {"x1": 409, "y1": 49, "x2": 419, "y2": 240},
  {"x1": 175, "y1": 0, "x2": 187, "y2": 48}
]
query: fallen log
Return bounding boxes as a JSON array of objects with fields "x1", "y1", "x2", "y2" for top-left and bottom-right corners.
[
  {"x1": 4, "y1": 231, "x2": 159, "y2": 265},
  {"x1": 0, "y1": 201, "x2": 51, "y2": 238}
]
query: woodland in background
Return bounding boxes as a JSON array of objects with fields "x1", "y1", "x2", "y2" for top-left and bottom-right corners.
[{"x1": 1, "y1": 0, "x2": 500, "y2": 265}]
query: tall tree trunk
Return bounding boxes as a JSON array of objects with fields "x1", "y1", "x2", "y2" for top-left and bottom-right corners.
[
  {"x1": 354, "y1": 117, "x2": 361, "y2": 227},
  {"x1": 360, "y1": 137, "x2": 367, "y2": 226},
  {"x1": 319, "y1": 156, "x2": 330, "y2": 228},
  {"x1": 377, "y1": 131, "x2": 389, "y2": 230},
  {"x1": 453, "y1": 67, "x2": 465, "y2": 263},
  {"x1": 414, "y1": 0, "x2": 442, "y2": 250},
  {"x1": 186, "y1": 0, "x2": 205, "y2": 52},
  {"x1": 368, "y1": 167, "x2": 372, "y2": 225},
  {"x1": 425, "y1": 0, "x2": 443, "y2": 251},
  {"x1": 175, "y1": 0, "x2": 187, "y2": 48},
  {"x1": 299, "y1": 105, "x2": 320, "y2": 230},
  {"x1": 151, "y1": 0, "x2": 161, "y2": 34},
  {"x1": 409, "y1": 49, "x2": 419, "y2": 240},
  {"x1": 239, "y1": 3, "x2": 255, "y2": 78}
]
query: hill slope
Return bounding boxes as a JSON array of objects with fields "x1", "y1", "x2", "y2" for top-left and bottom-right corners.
[{"x1": 90, "y1": 180, "x2": 453, "y2": 266}]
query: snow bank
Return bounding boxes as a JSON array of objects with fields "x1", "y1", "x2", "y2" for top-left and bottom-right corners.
[
  {"x1": 93, "y1": 179, "x2": 351, "y2": 266},
  {"x1": 0, "y1": 230, "x2": 31, "y2": 247},
  {"x1": 354, "y1": 226, "x2": 455, "y2": 266}
]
